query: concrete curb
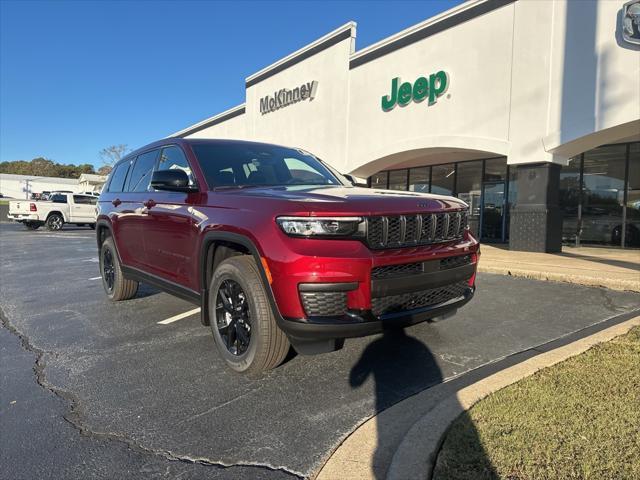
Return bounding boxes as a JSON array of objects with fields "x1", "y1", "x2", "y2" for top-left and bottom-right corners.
[
  {"x1": 477, "y1": 265, "x2": 640, "y2": 293},
  {"x1": 315, "y1": 315, "x2": 640, "y2": 480},
  {"x1": 386, "y1": 315, "x2": 640, "y2": 480}
]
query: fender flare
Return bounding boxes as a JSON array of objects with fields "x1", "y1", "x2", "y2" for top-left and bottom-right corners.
[
  {"x1": 95, "y1": 218, "x2": 125, "y2": 265},
  {"x1": 199, "y1": 231, "x2": 282, "y2": 327},
  {"x1": 46, "y1": 210, "x2": 67, "y2": 223}
]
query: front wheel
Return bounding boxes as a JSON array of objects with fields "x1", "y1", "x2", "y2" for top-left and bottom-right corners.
[
  {"x1": 209, "y1": 256, "x2": 290, "y2": 375},
  {"x1": 99, "y1": 237, "x2": 139, "y2": 301},
  {"x1": 46, "y1": 213, "x2": 64, "y2": 231}
]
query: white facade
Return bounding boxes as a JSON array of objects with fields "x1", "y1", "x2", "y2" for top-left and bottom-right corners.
[{"x1": 171, "y1": 0, "x2": 640, "y2": 177}]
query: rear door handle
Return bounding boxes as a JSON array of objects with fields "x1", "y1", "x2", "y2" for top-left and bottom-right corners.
[
  {"x1": 143, "y1": 199, "x2": 156, "y2": 209},
  {"x1": 112, "y1": 198, "x2": 121, "y2": 207}
]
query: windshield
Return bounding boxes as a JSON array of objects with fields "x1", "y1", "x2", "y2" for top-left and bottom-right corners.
[{"x1": 191, "y1": 143, "x2": 345, "y2": 189}]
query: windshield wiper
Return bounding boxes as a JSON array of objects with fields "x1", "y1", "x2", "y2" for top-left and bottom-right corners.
[{"x1": 212, "y1": 184, "x2": 273, "y2": 191}]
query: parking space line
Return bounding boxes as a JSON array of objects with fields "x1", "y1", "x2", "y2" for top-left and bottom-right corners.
[
  {"x1": 89, "y1": 276, "x2": 102, "y2": 281},
  {"x1": 157, "y1": 308, "x2": 201, "y2": 325}
]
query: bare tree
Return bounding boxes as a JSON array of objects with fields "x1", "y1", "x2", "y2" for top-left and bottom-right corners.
[
  {"x1": 97, "y1": 165, "x2": 113, "y2": 175},
  {"x1": 99, "y1": 144, "x2": 129, "y2": 168}
]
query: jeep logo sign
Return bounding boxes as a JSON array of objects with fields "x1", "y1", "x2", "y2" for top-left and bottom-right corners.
[
  {"x1": 260, "y1": 81, "x2": 318, "y2": 115},
  {"x1": 622, "y1": 0, "x2": 640, "y2": 45},
  {"x1": 381, "y1": 71, "x2": 449, "y2": 111}
]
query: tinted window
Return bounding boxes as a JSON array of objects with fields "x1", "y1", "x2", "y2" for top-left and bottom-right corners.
[
  {"x1": 50, "y1": 194, "x2": 67, "y2": 203},
  {"x1": 158, "y1": 146, "x2": 195, "y2": 186},
  {"x1": 73, "y1": 195, "x2": 97, "y2": 205},
  {"x1": 388, "y1": 170, "x2": 408, "y2": 190},
  {"x1": 409, "y1": 167, "x2": 429, "y2": 193},
  {"x1": 108, "y1": 161, "x2": 131, "y2": 193},
  {"x1": 191, "y1": 143, "x2": 340, "y2": 188},
  {"x1": 128, "y1": 150, "x2": 159, "y2": 192},
  {"x1": 370, "y1": 172, "x2": 388, "y2": 189},
  {"x1": 431, "y1": 164, "x2": 455, "y2": 196}
]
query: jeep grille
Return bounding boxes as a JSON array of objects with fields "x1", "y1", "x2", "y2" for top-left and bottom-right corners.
[{"x1": 365, "y1": 211, "x2": 467, "y2": 249}]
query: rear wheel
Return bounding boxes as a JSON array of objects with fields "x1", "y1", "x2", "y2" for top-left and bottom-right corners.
[
  {"x1": 24, "y1": 222, "x2": 41, "y2": 230},
  {"x1": 46, "y1": 213, "x2": 64, "y2": 231},
  {"x1": 209, "y1": 256, "x2": 289, "y2": 375},
  {"x1": 100, "y1": 236, "x2": 138, "y2": 301}
]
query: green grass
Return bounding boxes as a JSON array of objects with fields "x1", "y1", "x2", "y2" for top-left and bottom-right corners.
[
  {"x1": 0, "y1": 199, "x2": 9, "y2": 205},
  {"x1": 433, "y1": 326, "x2": 640, "y2": 480}
]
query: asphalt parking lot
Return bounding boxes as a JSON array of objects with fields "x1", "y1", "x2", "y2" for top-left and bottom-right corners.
[{"x1": 1, "y1": 222, "x2": 639, "y2": 480}]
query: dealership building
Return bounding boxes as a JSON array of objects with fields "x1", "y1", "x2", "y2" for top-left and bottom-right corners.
[{"x1": 171, "y1": 0, "x2": 640, "y2": 251}]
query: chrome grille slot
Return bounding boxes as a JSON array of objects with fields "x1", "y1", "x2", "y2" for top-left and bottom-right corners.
[
  {"x1": 366, "y1": 210, "x2": 467, "y2": 249},
  {"x1": 387, "y1": 216, "x2": 402, "y2": 245}
]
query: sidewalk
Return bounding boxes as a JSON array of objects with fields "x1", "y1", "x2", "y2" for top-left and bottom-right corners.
[
  {"x1": 317, "y1": 314, "x2": 640, "y2": 480},
  {"x1": 478, "y1": 244, "x2": 640, "y2": 292}
]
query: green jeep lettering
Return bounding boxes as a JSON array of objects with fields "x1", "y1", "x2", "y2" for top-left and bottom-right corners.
[{"x1": 381, "y1": 70, "x2": 449, "y2": 111}]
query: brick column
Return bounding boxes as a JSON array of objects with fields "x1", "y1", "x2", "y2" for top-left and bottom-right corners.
[{"x1": 509, "y1": 163, "x2": 563, "y2": 253}]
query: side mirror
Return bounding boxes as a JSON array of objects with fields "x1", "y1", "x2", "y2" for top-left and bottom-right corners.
[
  {"x1": 344, "y1": 174, "x2": 367, "y2": 187},
  {"x1": 151, "y1": 170, "x2": 197, "y2": 192},
  {"x1": 343, "y1": 174, "x2": 356, "y2": 185}
]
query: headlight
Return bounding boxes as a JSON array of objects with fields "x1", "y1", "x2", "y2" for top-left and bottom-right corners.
[{"x1": 276, "y1": 216, "x2": 364, "y2": 237}]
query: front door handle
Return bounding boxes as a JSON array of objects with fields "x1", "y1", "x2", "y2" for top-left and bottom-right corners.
[
  {"x1": 112, "y1": 198, "x2": 121, "y2": 207},
  {"x1": 143, "y1": 199, "x2": 156, "y2": 209}
]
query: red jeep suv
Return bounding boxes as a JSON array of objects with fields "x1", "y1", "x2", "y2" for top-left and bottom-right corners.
[{"x1": 97, "y1": 138, "x2": 479, "y2": 374}]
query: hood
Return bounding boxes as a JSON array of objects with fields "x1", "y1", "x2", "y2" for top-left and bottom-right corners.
[{"x1": 219, "y1": 185, "x2": 467, "y2": 216}]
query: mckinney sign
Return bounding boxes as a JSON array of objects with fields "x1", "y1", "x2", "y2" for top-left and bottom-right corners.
[
  {"x1": 260, "y1": 81, "x2": 318, "y2": 114},
  {"x1": 381, "y1": 71, "x2": 449, "y2": 111}
]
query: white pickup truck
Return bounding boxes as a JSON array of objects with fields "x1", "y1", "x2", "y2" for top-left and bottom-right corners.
[{"x1": 8, "y1": 192, "x2": 97, "y2": 231}]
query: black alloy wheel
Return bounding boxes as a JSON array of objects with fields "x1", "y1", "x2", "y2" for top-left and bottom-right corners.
[
  {"x1": 215, "y1": 279, "x2": 252, "y2": 355},
  {"x1": 102, "y1": 248, "x2": 115, "y2": 293}
]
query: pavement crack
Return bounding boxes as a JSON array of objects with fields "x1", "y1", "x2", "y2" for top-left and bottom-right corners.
[
  {"x1": 175, "y1": 385, "x2": 266, "y2": 426},
  {"x1": 0, "y1": 309, "x2": 303, "y2": 479},
  {"x1": 598, "y1": 288, "x2": 625, "y2": 313}
]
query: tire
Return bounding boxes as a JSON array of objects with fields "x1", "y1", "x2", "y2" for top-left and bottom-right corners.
[
  {"x1": 612, "y1": 224, "x2": 639, "y2": 247},
  {"x1": 24, "y1": 222, "x2": 40, "y2": 230},
  {"x1": 99, "y1": 236, "x2": 139, "y2": 301},
  {"x1": 209, "y1": 255, "x2": 289, "y2": 375},
  {"x1": 46, "y1": 213, "x2": 64, "y2": 231}
]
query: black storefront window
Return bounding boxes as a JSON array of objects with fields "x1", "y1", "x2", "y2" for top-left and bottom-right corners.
[
  {"x1": 370, "y1": 171, "x2": 388, "y2": 189},
  {"x1": 388, "y1": 169, "x2": 408, "y2": 190},
  {"x1": 559, "y1": 142, "x2": 639, "y2": 248},
  {"x1": 560, "y1": 157, "x2": 582, "y2": 243},
  {"x1": 625, "y1": 143, "x2": 640, "y2": 246},
  {"x1": 409, "y1": 166, "x2": 430, "y2": 192},
  {"x1": 582, "y1": 144, "x2": 627, "y2": 246},
  {"x1": 484, "y1": 157, "x2": 507, "y2": 182},
  {"x1": 431, "y1": 164, "x2": 455, "y2": 196},
  {"x1": 506, "y1": 165, "x2": 516, "y2": 241},
  {"x1": 455, "y1": 160, "x2": 482, "y2": 236}
]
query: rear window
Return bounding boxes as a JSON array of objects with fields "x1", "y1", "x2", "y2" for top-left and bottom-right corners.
[
  {"x1": 108, "y1": 161, "x2": 131, "y2": 193},
  {"x1": 73, "y1": 195, "x2": 97, "y2": 205},
  {"x1": 50, "y1": 194, "x2": 67, "y2": 203}
]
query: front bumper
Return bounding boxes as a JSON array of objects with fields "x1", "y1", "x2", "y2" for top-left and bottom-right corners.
[
  {"x1": 266, "y1": 231, "x2": 479, "y2": 342},
  {"x1": 280, "y1": 285, "x2": 474, "y2": 341}
]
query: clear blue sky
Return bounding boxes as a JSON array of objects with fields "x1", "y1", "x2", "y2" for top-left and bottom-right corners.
[{"x1": 1, "y1": 0, "x2": 461, "y2": 167}]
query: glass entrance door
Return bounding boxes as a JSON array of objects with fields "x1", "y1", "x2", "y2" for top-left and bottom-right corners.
[{"x1": 481, "y1": 182, "x2": 506, "y2": 242}]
